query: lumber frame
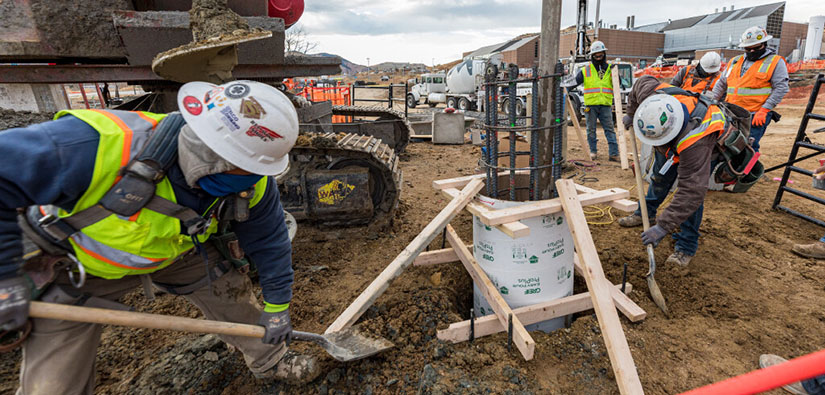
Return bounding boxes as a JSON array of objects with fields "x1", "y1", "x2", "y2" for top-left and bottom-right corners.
[
  {"x1": 611, "y1": 66, "x2": 630, "y2": 170},
  {"x1": 325, "y1": 179, "x2": 484, "y2": 334},
  {"x1": 473, "y1": 188, "x2": 630, "y2": 226},
  {"x1": 575, "y1": 183, "x2": 637, "y2": 212},
  {"x1": 445, "y1": 225, "x2": 536, "y2": 360},
  {"x1": 440, "y1": 188, "x2": 530, "y2": 238},
  {"x1": 556, "y1": 179, "x2": 643, "y2": 394},
  {"x1": 437, "y1": 283, "x2": 633, "y2": 343},
  {"x1": 431, "y1": 171, "x2": 529, "y2": 190},
  {"x1": 412, "y1": 245, "x2": 471, "y2": 267},
  {"x1": 566, "y1": 96, "x2": 590, "y2": 158}
]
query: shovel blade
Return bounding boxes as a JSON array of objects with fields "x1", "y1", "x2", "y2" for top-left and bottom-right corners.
[
  {"x1": 308, "y1": 327, "x2": 394, "y2": 362},
  {"x1": 647, "y1": 275, "x2": 669, "y2": 316}
]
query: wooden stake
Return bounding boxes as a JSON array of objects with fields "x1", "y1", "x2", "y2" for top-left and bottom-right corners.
[
  {"x1": 567, "y1": 96, "x2": 590, "y2": 157},
  {"x1": 445, "y1": 225, "x2": 536, "y2": 360},
  {"x1": 556, "y1": 179, "x2": 643, "y2": 394},
  {"x1": 325, "y1": 179, "x2": 484, "y2": 334},
  {"x1": 611, "y1": 67, "x2": 630, "y2": 170},
  {"x1": 437, "y1": 283, "x2": 633, "y2": 343}
]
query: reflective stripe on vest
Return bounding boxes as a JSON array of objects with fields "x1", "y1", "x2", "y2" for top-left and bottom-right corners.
[
  {"x1": 724, "y1": 54, "x2": 783, "y2": 112},
  {"x1": 681, "y1": 65, "x2": 719, "y2": 94},
  {"x1": 582, "y1": 63, "x2": 613, "y2": 106},
  {"x1": 48, "y1": 110, "x2": 269, "y2": 279},
  {"x1": 653, "y1": 83, "x2": 726, "y2": 160}
]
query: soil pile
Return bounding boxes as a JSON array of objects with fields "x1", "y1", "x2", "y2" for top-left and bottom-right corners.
[{"x1": 0, "y1": 109, "x2": 55, "y2": 130}]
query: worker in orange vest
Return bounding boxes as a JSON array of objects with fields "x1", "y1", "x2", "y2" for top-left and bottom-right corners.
[
  {"x1": 712, "y1": 26, "x2": 789, "y2": 152},
  {"x1": 671, "y1": 52, "x2": 722, "y2": 95}
]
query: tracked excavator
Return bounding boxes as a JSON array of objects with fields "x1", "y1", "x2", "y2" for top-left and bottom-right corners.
[{"x1": 0, "y1": 0, "x2": 408, "y2": 229}]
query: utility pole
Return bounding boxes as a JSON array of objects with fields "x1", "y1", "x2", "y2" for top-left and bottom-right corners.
[{"x1": 537, "y1": 0, "x2": 562, "y2": 199}]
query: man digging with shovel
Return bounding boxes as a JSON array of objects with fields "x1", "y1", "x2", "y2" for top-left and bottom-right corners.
[{"x1": 0, "y1": 80, "x2": 321, "y2": 394}]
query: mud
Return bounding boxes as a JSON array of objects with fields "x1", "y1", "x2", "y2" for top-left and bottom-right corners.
[
  {"x1": 0, "y1": 109, "x2": 54, "y2": 130},
  {"x1": 28, "y1": 0, "x2": 129, "y2": 58},
  {"x1": 0, "y1": 93, "x2": 824, "y2": 394},
  {"x1": 189, "y1": 0, "x2": 250, "y2": 41}
]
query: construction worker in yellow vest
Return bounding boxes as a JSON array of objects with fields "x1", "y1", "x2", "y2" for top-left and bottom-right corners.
[
  {"x1": 712, "y1": 26, "x2": 789, "y2": 152},
  {"x1": 573, "y1": 40, "x2": 619, "y2": 161},
  {"x1": 0, "y1": 81, "x2": 322, "y2": 393}
]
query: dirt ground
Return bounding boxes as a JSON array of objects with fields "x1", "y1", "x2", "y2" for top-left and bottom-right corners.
[{"x1": 1, "y1": 83, "x2": 824, "y2": 394}]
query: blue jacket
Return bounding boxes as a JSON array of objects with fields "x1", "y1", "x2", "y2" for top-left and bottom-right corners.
[{"x1": 0, "y1": 115, "x2": 293, "y2": 304}]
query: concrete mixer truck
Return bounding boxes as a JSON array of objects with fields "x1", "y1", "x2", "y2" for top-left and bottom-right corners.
[{"x1": 407, "y1": 57, "x2": 505, "y2": 112}]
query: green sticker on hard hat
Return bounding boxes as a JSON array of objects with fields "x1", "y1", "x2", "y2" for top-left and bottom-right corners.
[{"x1": 660, "y1": 112, "x2": 668, "y2": 125}]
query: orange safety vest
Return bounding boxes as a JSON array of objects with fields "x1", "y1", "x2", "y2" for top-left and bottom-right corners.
[
  {"x1": 724, "y1": 54, "x2": 784, "y2": 112},
  {"x1": 654, "y1": 83, "x2": 727, "y2": 163},
  {"x1": 680, "y1": 65, "x2": 720, "y2": 95}
]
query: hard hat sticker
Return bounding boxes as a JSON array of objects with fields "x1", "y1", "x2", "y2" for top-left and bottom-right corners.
[
  {"x1": 219, "y1": 107, "x2": 241, "y2": 131},
  {"x1": 246, "y1": 122, "x2": 283, "y2": 141},
  {"x1": 317, "y1": 179, "x2": 355, "y2": 205},
  {"x1": 204, "y1": 86, "x2": 224, "y2": 104},
  {"x1": 240, "y1": 97, "x2": 267, "y2": 119},
  {"x1": 182, "y1": 96, "x2": 203, "y2": 116},
  {"x1": 659, "y1": 112, "x2": 668, "y2": 125},
  {"x1": 225, "y1": 83, "x2": 251, "y2": 99},
  {"x1": 637, "y1": 119, "x2": 645, "y2": 130}
]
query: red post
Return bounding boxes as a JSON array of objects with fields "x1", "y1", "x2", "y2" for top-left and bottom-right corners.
[
  {"x1": 78, "y1": 83, "x2": 90, "y2": 109},
  {"x1": 95, "y1": 83, "x2": 106, "y2": 109}
]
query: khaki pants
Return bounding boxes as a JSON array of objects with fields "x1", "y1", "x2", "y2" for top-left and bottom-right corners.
[{"x1": 17, "y1": 244, "x2": 286, "y2": 395}]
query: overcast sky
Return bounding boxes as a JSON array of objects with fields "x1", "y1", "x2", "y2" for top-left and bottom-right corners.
[{"x1": 298, "y1": 0, "x2": 822, "y2": 65}]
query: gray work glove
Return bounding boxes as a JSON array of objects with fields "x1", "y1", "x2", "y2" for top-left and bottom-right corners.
[
  {"x1": 258, "y1": 309, "x2": 292, "y2": 345},
  {"x1": 623, "y1": 114, "x2": 633, "y2": 131},
  {"x1": 641, "y1": 224, "x2": 667, "y2": 247},
  {"x1": 0, "y1": 276, "x2": 30, "y2": 331}
]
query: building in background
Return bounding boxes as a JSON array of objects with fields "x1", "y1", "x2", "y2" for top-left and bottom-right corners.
[
  {"x1": 559, "y1": 27, "x2": 664, "y2": 65},
  {"x1": 461, "y1": 33, "x2": 539, "y2": 69}
]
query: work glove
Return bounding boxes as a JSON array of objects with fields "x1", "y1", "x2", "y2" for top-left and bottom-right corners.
[
  {"x1": 0, "y1": 276, "x2": 30, "y2": 331},
  {"x1": 752, "y1": 107, "x2": 771, "y2": 127},
  {"x1": 258, "y1": 308, "x2": 292, "y2": 345},
  {"x1": 622, "y1": 115, "x2": 633, "y2": 131},
  {"x1": 641, "y1": 225, "x2": 667, "y2": 247}
]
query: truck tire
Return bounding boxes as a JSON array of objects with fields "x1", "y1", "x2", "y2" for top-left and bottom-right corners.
[
  {"x1": 502, "y1": 98, "x2": 510, "y2": 115},
  {"x1": 446, "y1": 97, "x2": 457, "y2": 109},
  {"x1": 458, "y1": 97, "x2": 470, "y2": 111},
  {"x1": 406, "y1": 94, "x2": 417, "y2": 109},
  {"x1": 516, "y1": 100, "x2": 525, "y2": 116}
]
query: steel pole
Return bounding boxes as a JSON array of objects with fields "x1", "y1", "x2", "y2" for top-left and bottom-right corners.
[{"x1": 537, "y1": 0, "x2": 562, "y2": 199}]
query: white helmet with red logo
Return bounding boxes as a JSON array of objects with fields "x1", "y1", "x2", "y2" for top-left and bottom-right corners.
[
  {"x1": 738, "y1": 26, "x2": 773, "y2": 48},
  {"x1": 177, "y1": 80, "x2": 298, "y2": 176}
]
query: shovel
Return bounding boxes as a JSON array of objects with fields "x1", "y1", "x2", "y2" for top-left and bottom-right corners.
[
  {"x1": 28, "y1": 301, "x2": 393, "y2": 362},
  {"x1": 628, "y1": 134, "x2": 670, "y2": 315}
]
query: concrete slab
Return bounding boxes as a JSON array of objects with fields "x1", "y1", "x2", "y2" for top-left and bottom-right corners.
[{"x1": 432, "y1": 112, "x2": 465, "y2": 145}]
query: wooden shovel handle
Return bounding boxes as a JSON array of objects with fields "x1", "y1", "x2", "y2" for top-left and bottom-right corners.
[{"x1": 29, "y1": 301, "x2": 265, "y2": 338}]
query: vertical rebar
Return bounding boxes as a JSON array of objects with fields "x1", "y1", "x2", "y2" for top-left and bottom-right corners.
[
  {"x1": 490, "y1": 69, "x2": 499, "y2": 198},
  {"x1": 621, "y1": 263, "x2": 628, "y2": 293},
  {"x1": 507, "y1": 313, "x2": 513, "y2": 351},
  {"x1": 469, "y1": 308, "x2": 475, "y2": 343},
  {"x1": 508, "y1": 64, "x2": 518, "y2": 201},
  {"x1": 484, "y1": 67, "x2": 495, "y2": 197},
  {"x1": 551, "y1": 61, "x2": 565, "y2": 196},
  {"x1": 529, "y1": 67, "x2": 540, "y2": 201}
]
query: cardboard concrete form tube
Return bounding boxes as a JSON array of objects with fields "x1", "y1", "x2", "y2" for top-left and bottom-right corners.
[
  {"x1": 556, "y1": 179, "x2": 644, "y2": 395},
  {"x1": 444, "y1": 224, "x2": 535, "y2": 360},
  {"x1": 440, "y1": 187, "x2": 530, "y2": 238},
  {"x1": 324, "y1": 178, "x2": 484, "y2": 334},
  {"x1": 611, "y1": 67, "x2": 630, "y2": 169},
  {"x1": 437, "y1": 283, "x2": 633, "y2": 343}
]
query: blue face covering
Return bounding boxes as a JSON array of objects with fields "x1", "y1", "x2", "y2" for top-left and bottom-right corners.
[{"x1": 197, "y1": 173, "x2": 263, "y2": 197}]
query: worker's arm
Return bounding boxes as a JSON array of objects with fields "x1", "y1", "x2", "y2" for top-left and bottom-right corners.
[
  {"x1": 623, "y1": 75, "x2": 662, "y2": 129},
  {"x1": 0, "y1": 117, "x2": 97, "y2": 279},
  {"x1": 711, "y1": 73, "x2": 728, "y2": 102},
  {"x1": 654, "y1": 135, "x2": 716, "y2": 232},
  {"x1": 572, "y1": 69, "x2": 584, "y2": 88},
  {"x1": 763, "y1": 57, "x2": 789, "y2": 110},
  {"x1": 232, "y1": 179, "x2": 293, "y2": 307},
  {"x1": 670, "y1": 67, "x2": 687, "y2": 89}
]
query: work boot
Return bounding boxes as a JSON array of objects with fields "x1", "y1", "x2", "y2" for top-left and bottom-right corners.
[
  {"x1": 666, "y1": 251, "x2": 693, "y2": 267},
  {"x1": 609, "y1": 155, "x2": 619, "y2": 162},
  {"x1": 589, "y1": 152, "x2": 597, "y2": 160},
  {"x1": 253, "y1": 350, "x2": 320, "y2": 384},
  {"x1": 618, "y1": 214, "x2": 643, "y2": 228},
  {"x1": 791, "y1": 241, "x2": 825, "y2": 259},
  {"x1": 759, "y1": 354, "x2": 808, "y2": 395}
]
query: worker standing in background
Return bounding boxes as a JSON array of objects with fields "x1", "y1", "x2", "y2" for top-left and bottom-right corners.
[
  {"x1": 572, "y1": 41, "x2": 619, "y2": 162},
  {"x1": 671, "y1": 52, "x2": 723, "y2": 95},
  {"x1": 0, "y1": 81, "x2": 320, "y2": 394},
  {"x1": 712, "y1": 26, "x2": 789, "y2": 152}
]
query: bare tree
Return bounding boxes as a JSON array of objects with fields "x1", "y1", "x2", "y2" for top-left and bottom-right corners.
[{"x1": 285, "y1": 24, "x2": 319, "y2": 54}]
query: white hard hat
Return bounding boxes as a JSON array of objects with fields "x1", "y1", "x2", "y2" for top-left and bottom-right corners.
[
  {"x1": 589, "y1": 41, "x2": 607, "y2": 55},
  {"x1": 633, "y1": 94, "x2": 686, "y2": 146},
  {"x1": 699, "y1": 51, "x2": 722, "y2": 73},
  {"x1": 738, "y1": 26, "x2": 772, "y2": 48},
  {"x1": 178, "y1": 80, "x2": 298, "y2": 176}
]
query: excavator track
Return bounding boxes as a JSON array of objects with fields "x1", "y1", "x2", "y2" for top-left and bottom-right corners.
[
  {"x1": 331, "y1": 105, "x2": 412, "y2": 153},
  {"x1": 279, "y1": 132, "x2": 402, "y2": 229}
]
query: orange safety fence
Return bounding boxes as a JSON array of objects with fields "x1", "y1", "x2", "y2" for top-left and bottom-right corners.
[
  {"x1": 295, "y1": 86, "x2": 352, "y2": 123},
  {"x1": 787, "y1": 59, "x2": 825, "y2": 73}
]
